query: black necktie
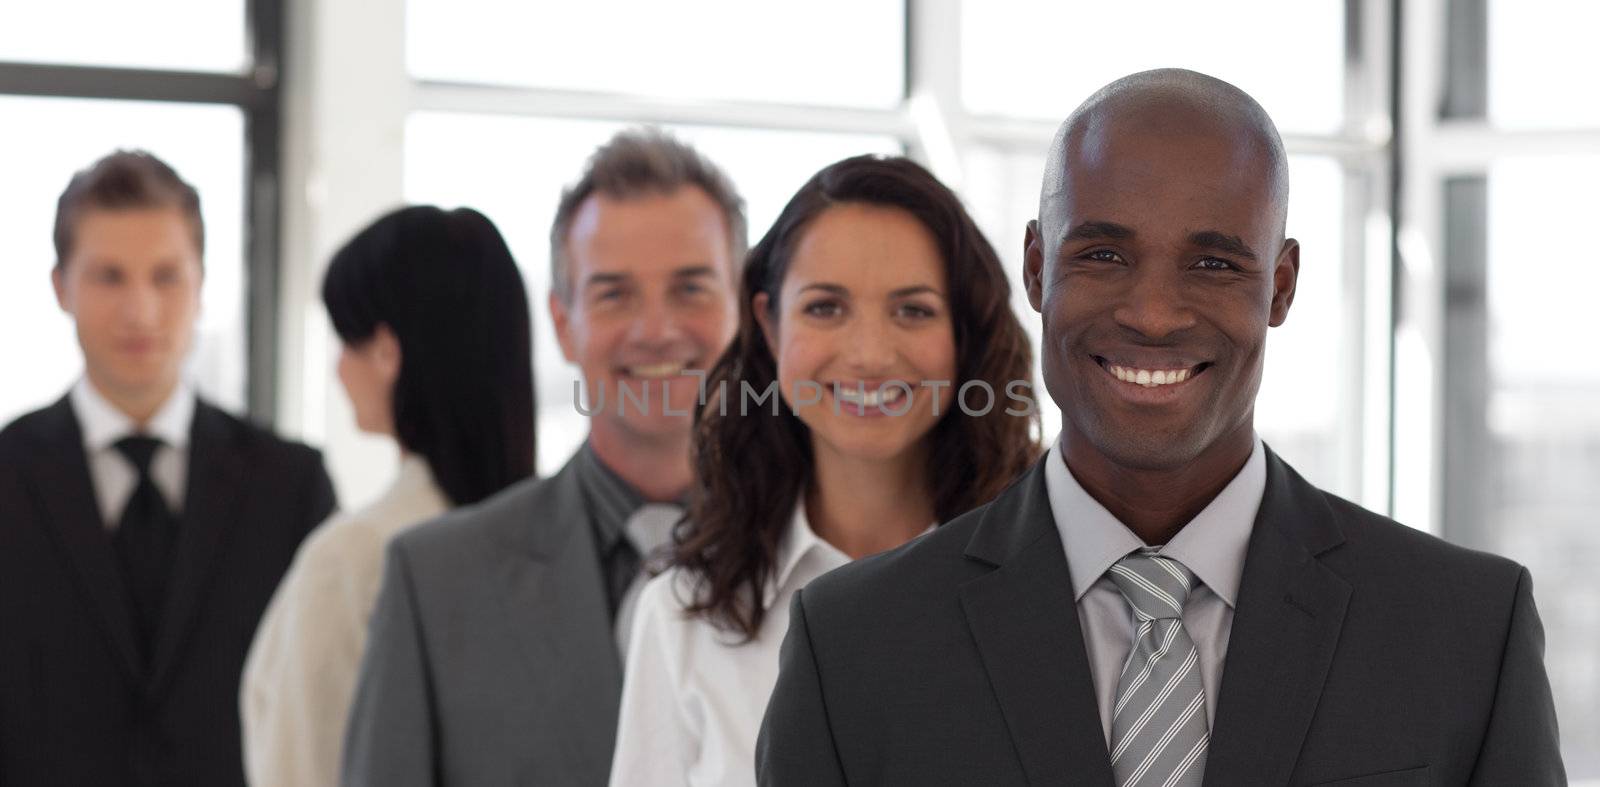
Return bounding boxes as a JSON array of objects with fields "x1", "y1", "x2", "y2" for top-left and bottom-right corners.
[{"x1": 113, "y1": 435, "x2": 178, "y2": 663}]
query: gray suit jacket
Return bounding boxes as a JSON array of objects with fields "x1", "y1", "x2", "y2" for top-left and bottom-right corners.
[
  {"x1": 343, "y1": 455, "x2": 620, "y2": 786},
  {"x1": 757, "y1": 447, "x2": 1565, "y2": 786}
]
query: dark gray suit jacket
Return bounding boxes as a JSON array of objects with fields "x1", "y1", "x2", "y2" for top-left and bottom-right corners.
[
  {"x1": 757, "y1": 448, "x2": 1564, "y2": 786},
  {"x1": 343, "y1": 454, "x2": 620, "y2": 786}
]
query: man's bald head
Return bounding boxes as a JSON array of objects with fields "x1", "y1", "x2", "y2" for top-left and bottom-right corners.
[
  {"x1": 1040, "y1": 69, "x2": 1290, "y2": 238},
  {"x1": 1021, "y1": 68, "x2": 1302, "y2": 477}
]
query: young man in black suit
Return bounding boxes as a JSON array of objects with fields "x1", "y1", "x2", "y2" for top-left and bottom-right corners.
[
  {"x1": 0, "y1": 150, "x2": 337, "y2": 785},
  {"x1": 757, "y1": 69, "x2": 1564, "y2": 786}
]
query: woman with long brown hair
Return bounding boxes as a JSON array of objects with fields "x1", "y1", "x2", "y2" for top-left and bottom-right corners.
[{"x1": 609, "y1": 155, "x2": 1039, "y2": 787}]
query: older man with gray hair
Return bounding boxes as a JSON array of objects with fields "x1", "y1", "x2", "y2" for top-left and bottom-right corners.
[{"x1": 343, "y1": 127, "x2": 744, "y2": 787}]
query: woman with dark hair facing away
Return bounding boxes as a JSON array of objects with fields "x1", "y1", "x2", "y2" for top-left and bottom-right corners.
[
  {"x1": 609, "y1": 155, "x2": 1040, "y2": 786},
  {"x1": 240, "y1": 205, "x2": 535, "y2": 787}
]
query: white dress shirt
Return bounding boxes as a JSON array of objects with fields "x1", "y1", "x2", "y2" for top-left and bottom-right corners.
[
  {"x1": 69, "y1": 377, "x2": 195, "y2": 527},
  {"x1": 611, "y1": 505, "x2": 934, "y2": 787},
  {"x1": 1043, "y1": 434, "x2": 1265, "y2": 743},
  {"x1": 240, "y1": 454, "x2": 449, "y2": 787}
]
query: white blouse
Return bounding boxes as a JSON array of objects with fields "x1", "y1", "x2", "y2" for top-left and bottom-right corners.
[
  {"x1": 609, "y1": 506, "x2": 930, "y2": 787},
  {"x1": 240, "y1": 455, "x2": 450, "y2": 787}
]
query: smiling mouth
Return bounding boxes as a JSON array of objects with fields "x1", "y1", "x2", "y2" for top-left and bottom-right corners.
[
  {"x1": 619, "y1": 361, "x2": 696, "y2": 379},
  {"x1": 831, "y1": 384, "x2": 908, "y2": 409},
  {"x1": 1093, "y1": 356, "x2": 1211, "y2": 388}
]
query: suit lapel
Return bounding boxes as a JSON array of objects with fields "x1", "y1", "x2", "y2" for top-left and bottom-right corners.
[
  {"x1": 959, "y1": 460, "x2": 1116, "y2": 787},
  {"x1": 146, "y1": 401, "x2": 246, "y2": 694},
  {"x1": 23, "y1": 396, "x2": 145, "y2": 682},
  {"x1": 1204, "y1": 448, "x2": 1350, "y2": 785},
  {"x1": 491, "y1": 460, "x2": 622, "y2": 783}
]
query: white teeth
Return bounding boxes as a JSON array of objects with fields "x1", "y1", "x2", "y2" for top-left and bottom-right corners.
[
  {"x1": 836, "y1": 385, "x2": 906, "y2": 407},
  {"x1": 628, "y1": 362, "x2": 686, "y2": 379},
  {"x1": 1107, "y1": 365, "x2": 1194, "y2": 388}
]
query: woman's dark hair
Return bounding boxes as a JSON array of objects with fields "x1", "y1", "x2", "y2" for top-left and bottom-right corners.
[
  {"x1": 676, "y1": 155, "x2": 1041, "y2": 639},
  {"x1": 322, "y1": 205, "x2": 535, "y2": 506}
]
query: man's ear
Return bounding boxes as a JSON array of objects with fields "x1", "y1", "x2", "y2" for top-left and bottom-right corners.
[
  {"x1": 752, "y1": 292, "x2": 777, "y2": 357},
  {"x1": 51, "y1": 265, "x2": 71, "y2": 313},
  {"x1": 1023, "y1": 220, "x2": 1045, "y2": 313},
  {"x1": 1268, "y1": 238, "x2": 1300, "y2": 327},
  {"x1": 549, "y1": 291, "x2": 579, "y2": 364}
]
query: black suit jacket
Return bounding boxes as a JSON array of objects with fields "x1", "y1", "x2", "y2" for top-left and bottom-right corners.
[
  {"x1": 757, "y1": 448, "x2": 1564, "y2": 786},
  {"x1": 0, "y1": 394, "x2": 336, "y2": 786}
]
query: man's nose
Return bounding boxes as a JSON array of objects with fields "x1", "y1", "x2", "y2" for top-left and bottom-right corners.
[
  {"x1": 1111, "y1": 267, "x2": 1197, "y2": 340},
  {"x1": 121, "y1": 281, "x2": 162, "y2": 329},
  {"x1": 625, "y1": 295, "x2": 688, "y2": 345}
]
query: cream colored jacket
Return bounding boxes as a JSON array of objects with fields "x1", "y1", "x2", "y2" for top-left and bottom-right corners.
[{"x1": 240, "y1": 455, "x2": 449, "y2": 787}]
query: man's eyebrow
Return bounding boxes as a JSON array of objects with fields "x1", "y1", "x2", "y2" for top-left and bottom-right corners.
[
  {"x1": 671, "y1": 265, "x2": 718, "y2": 279},
  {"x1": 1188, "y1": 230, "x2": 1258, "y2": 261},
  {"x1": 583, "y1": 272, "x2": 632, "y2": 289},
  {"x1": 1063, "y1": 221, "x2": 1136, "y2": 243}
]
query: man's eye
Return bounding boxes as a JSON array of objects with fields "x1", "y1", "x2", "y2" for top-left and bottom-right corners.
[
  {"x1": 1084, "y1": 249, "x2": 1123, "y2": 263},
  {"x1": 1195, "y1": 257, "x2": 1236, "y2": 271}
]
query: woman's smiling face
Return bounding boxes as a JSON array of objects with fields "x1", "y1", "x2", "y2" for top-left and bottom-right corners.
[{"x1": 757, "y1": 202, "x2": 958, "y2": 465}]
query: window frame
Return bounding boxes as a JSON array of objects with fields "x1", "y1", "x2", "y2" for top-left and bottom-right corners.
[
  {"x1": 389, "y1": 0, "x2": 1396, "y2": 512},
  {"x1": 0, "y1": 0, "x2": 286, "y2": 423},
  {"x1": 274, "y1": 0, "x2": 1395, "y2": 514}
]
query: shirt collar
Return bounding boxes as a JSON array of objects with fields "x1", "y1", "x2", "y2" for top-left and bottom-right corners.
[
  {"x1": 766, "y1": 501, "x2": 937, "y2": 608},
  {"x1": 574, "y1": 440, "x2": 645, "y2": 552},
  {"x1": 767, "y1": 504, "x2": 846, "y2": 607},
  {"x1": 70, "y1": 376, "x2": 195, "y2": 453},
  {"x1": 1160, "y1": 438, "x2": 1264, "y2": 608},
  {"x1": 1043, "y1": 434, "x2": 1265, "y2": 608}
]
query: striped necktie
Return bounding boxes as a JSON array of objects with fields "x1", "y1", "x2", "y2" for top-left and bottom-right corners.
[{"x1": 1106, "y1": 548, "x2": 1209, "y2": 787}]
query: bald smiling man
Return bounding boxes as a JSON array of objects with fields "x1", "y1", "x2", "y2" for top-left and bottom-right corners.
[{"x1": 756, "y1": 70, "x2": 1563, "y2": 786}]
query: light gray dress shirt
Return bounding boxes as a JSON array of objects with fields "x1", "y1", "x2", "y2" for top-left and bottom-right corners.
[{"x1": 1043, "y1": 434, "x2": 1265, "y2": 744}]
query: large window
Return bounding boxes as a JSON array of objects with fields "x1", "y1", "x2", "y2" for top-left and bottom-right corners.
[
  {"x1": 956, "y1": 0, "x2": 1385, "y2": 506},
  {"x1": 1482, "y1": 156, "x2": 1600, "y2": 777},
  {"x1": 0, "y1": 1, "x2": 248, "y2": 72},
  {"x1": 960, "y1": 0, "x2": 1347, "y2": 134},
  {"x1": 1488, "y1": 0, "x2": 1600, "y2": 129},
  {"x1": 0, "y1": 96, "x2": 248, "y2": 421},
  {"x1": 407, "y1": 1, "x2": 905, "y2": 109},
  {"x1": 0, "y1": 0, "x2": 279, "y2": 428},
  {"x1": 1424, "y1": 0, "x2": 1600, "y2": 777},
  {"x1": 392, "y1": 0, "x2": 1388, "y2": 494}
]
